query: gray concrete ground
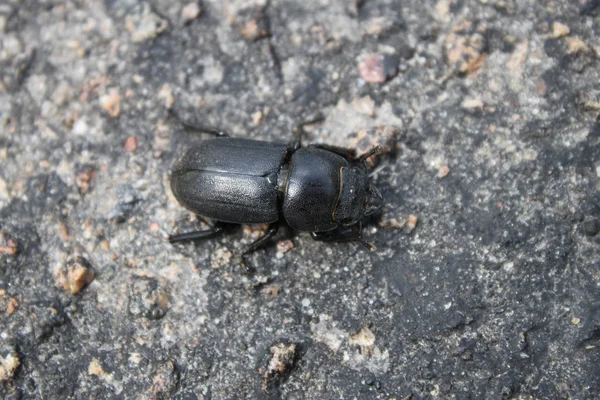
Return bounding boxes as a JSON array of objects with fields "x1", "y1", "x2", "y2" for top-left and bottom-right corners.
[{"x1": 1, "y1": 0, "x2": 599, "y2": 398}]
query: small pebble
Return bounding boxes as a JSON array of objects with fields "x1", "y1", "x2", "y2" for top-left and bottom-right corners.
[
  {"x1": 0, "y1": 351, "x2": 20, "y2": 382},
  {"x1": 55, "y1": 256, "x2": 95, "y2": 294},
  {"x1": 406, "y1": 215, "x2": 418, "y2": 233},
  {"x1": 276, "y1": 239, "x2": 294, "y2": 254},
  {"x1": 0, "y1": 243, "x2": 18, "y2": 256},
  {"x1": 0, "y1": 234, "x2": 18, "y2": 256},
  {"x1": 445, "y1": 22, "x2": 488, "y2": 74},
  {"x1": 438, "y1": 165, "x2": 450, "y2": 178},
  {"x1": 462, "y1": 97, "x2": 484, "y2": 110},
  {"x1": 552, "y1": 22, "x2": 570, "y2": 38},
  {"x1": 565, "y1": 37, "x2": 591, "y2": 55},
  {"x1": 0, "y1": 289, "x2": 18, "y2": 315},
  {"x1": 252, "y1": 111, "x2": 263, "y2": 126},
  {"x1": 157, "y1": 84, "x2": 174, "y2": 109},
  {"x1": 211, "y1": 247, "x2": 233, "y2": 269},
  {"x1": 351, "y1": 96, "x2": 376, "y2": 116},
  {"x1": 262, "y1": 343, "x2": 296, "y2": 391},
  {"x1": 124, "y1": 136, "x2": 138, "y2": 153},
  {"x1": 75, "y1": 167, "x2": 97, "y2": 193},
  {"x1": 181, "y1": 2, "x2": 202, "y2": 25},
  {"x1": 125, "y1": 8, "x2": 168, "y2": 43},
  {"x1": 263, "y1": 285, "x2": 280, "y2": 297},
  {"x1": 237, "y1": 9, "x2": 270, "y2": 40},
  {"x1": 358, "y1": 54, "x2": 398, "y2": 83},
  {"x1": 100, "y1": 88, "x2": 121, "y2": 117}
]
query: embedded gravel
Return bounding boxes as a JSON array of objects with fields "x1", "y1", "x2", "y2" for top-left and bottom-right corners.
[{"x1": 1, "y1": 0, "x2": 599, "y2": 399}]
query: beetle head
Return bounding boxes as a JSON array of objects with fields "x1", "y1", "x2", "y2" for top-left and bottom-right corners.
[{"x1": 334, "y1": 167, "x2": 371, "y2": 227}]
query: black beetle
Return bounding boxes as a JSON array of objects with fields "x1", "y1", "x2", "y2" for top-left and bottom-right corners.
[{"x1": 168, "y1": 113, "x2": 384, "y2": 264}]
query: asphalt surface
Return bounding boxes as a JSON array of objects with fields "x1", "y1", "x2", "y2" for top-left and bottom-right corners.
[{"x1": 1, "y1": 0, "x2": 599, "y2": 399}]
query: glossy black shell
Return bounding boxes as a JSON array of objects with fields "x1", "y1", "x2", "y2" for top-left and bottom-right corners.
[
  {"x1": 282, "y1": 147, "x2": 345, "y2": 232},
  {"x1": 171, "y1": 138, "x2": 288, "y2": 224}
]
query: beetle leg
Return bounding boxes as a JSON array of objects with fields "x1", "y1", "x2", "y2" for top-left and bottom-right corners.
[
  {"x1": 288, "y1": 114, "x2": 326, "y2": 152},
  {"x1": 240, "y1": 224, "x2": 279, "y2": 274},
  {"x1": 168, "y1": 109, "x2": 230, "y2": 137},
  {"x1": 309, "y1": 143, "x2": 357, "y2": 159},
  {"x1": 168, "y1": 222, "x2": 227, "y2": 244},
  {"x1": 311, "y1": 224, "x2": 376, "y2": 251},
  {"x1": 358, "y1": 145, "x2": 382, "y2": 161}
]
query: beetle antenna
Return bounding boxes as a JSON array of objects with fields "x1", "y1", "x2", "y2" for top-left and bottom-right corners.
[
  {"x1": 168, "y1": 108, "x2": 229, "y2": 137},
  {"x1": 358, "y1": 145, "x2": 382, "y2": 161},
  {"x1": 369, "y1": 164, "x2": 386, "y2": 178}
]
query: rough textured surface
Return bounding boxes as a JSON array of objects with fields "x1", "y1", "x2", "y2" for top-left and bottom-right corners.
[{"x1": 1, "y1": 0, "x2": 599, "y2": 398}]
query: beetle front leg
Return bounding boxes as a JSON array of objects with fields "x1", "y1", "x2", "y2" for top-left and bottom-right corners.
[
  {"x1": 240, "y1": 223, "x2": 279, "y2": 274},
  {"x1": 311, "y1": 224, "x2": 376, "y2": 251},
  {"x1": 287, "y1": 114, "x2": 326, "y2": 153}
]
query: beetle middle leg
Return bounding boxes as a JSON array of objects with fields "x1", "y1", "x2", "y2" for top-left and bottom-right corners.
[
  {"x1": 287, "y1": 114, "x2": 325, "y2": 153},
  {"x1": 240, "y1": 223, "x2": 279, "y2": 273},
  {"x1": 311, "y1": 223, "x2": 376, "y2": 251}
]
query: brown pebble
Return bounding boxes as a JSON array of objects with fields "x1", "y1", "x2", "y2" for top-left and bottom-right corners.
[
  {"x1": 252, "y1": 111, "x2": 263, "y2": 126},
  {"x1": 149, "y1": 222, "x2": 160, "y2": 232},
  {"x1": 157, "y1": 84, "x2": 174, "y2": 109},
  {"x1": 0, "y1": 237, "x2": 18, "y2": 256},
  {"x1": 55, "y1": 256, "x2": 95, "y2": 294},
  {"x1": 57, "y1": 222, "x2": 73, "y2": 242},
  {"x1": 565, "y1": 37, "x2": 591, "y2": 55},
  {"x1": 262, "y1": 343, "x2": 296, "y2": 391},
  {"x1": 124, "y1": 136, "x2": 138, "y2": 153},
  {"x1": 263, "y1": 285, "x2": 281, "y2": 297},
  {"x1": 181, "y1": 2, "x2": 202, "y2": 25},
  {"x1": 6, "y1": 297, "x2": 18, "y2": 315},
  {"x1": 238, "y1": 9, "x2": 270, "y2": 40},
  {"x1": 100, "y1": 88, "x2": 121, "y2": 117},
  {"x1": 100, "y1": 240, "x2": 110, "y2": 251},
  {"x1": 0, "y1": 289, "x2": 19, "y2": 315},
  {"x1": 445, "y1": 22, "x2": 488, "y2": 74},
  {"x1": 211, "y1": 247, "x2": 233, "y2": 269},
  {"x1": 552, "y1": 22, "x2": 570, "y2": 39},
  {"x1": 75, "y1": 167, "x2": 97, "y2": 193},
  {"x1": 0, "y1": 351, "x2": 20, "y2": 382},
  {"x1": 351, "y1": 96, "x2": 376, "y2": 116},
  {"x1": 406, "y1": 215, "x2": 418, "y2": 232},
  {"x1": 243, "y1": 223, "x2": 270, "y2": 240},
  {"x1": 438, "y1": 165, "x2": 450, "y2": 178},
  {"x1": 378, "y1": 216, "x2": 405, "y2": 229},
  {"x1": 276, "y1": 240, "x2": 294, "y2": 254},
  {"x1": 358, "y1": 54, "x2": 398, "y2": 83},
  {"x1": 88, "y1": 358, "x2": 106, "y2": 377}
]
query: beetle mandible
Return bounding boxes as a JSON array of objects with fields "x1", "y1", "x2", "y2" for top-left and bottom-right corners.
[{"x1": 168, "y1": 111, "x2": 384, "y2": 265}]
